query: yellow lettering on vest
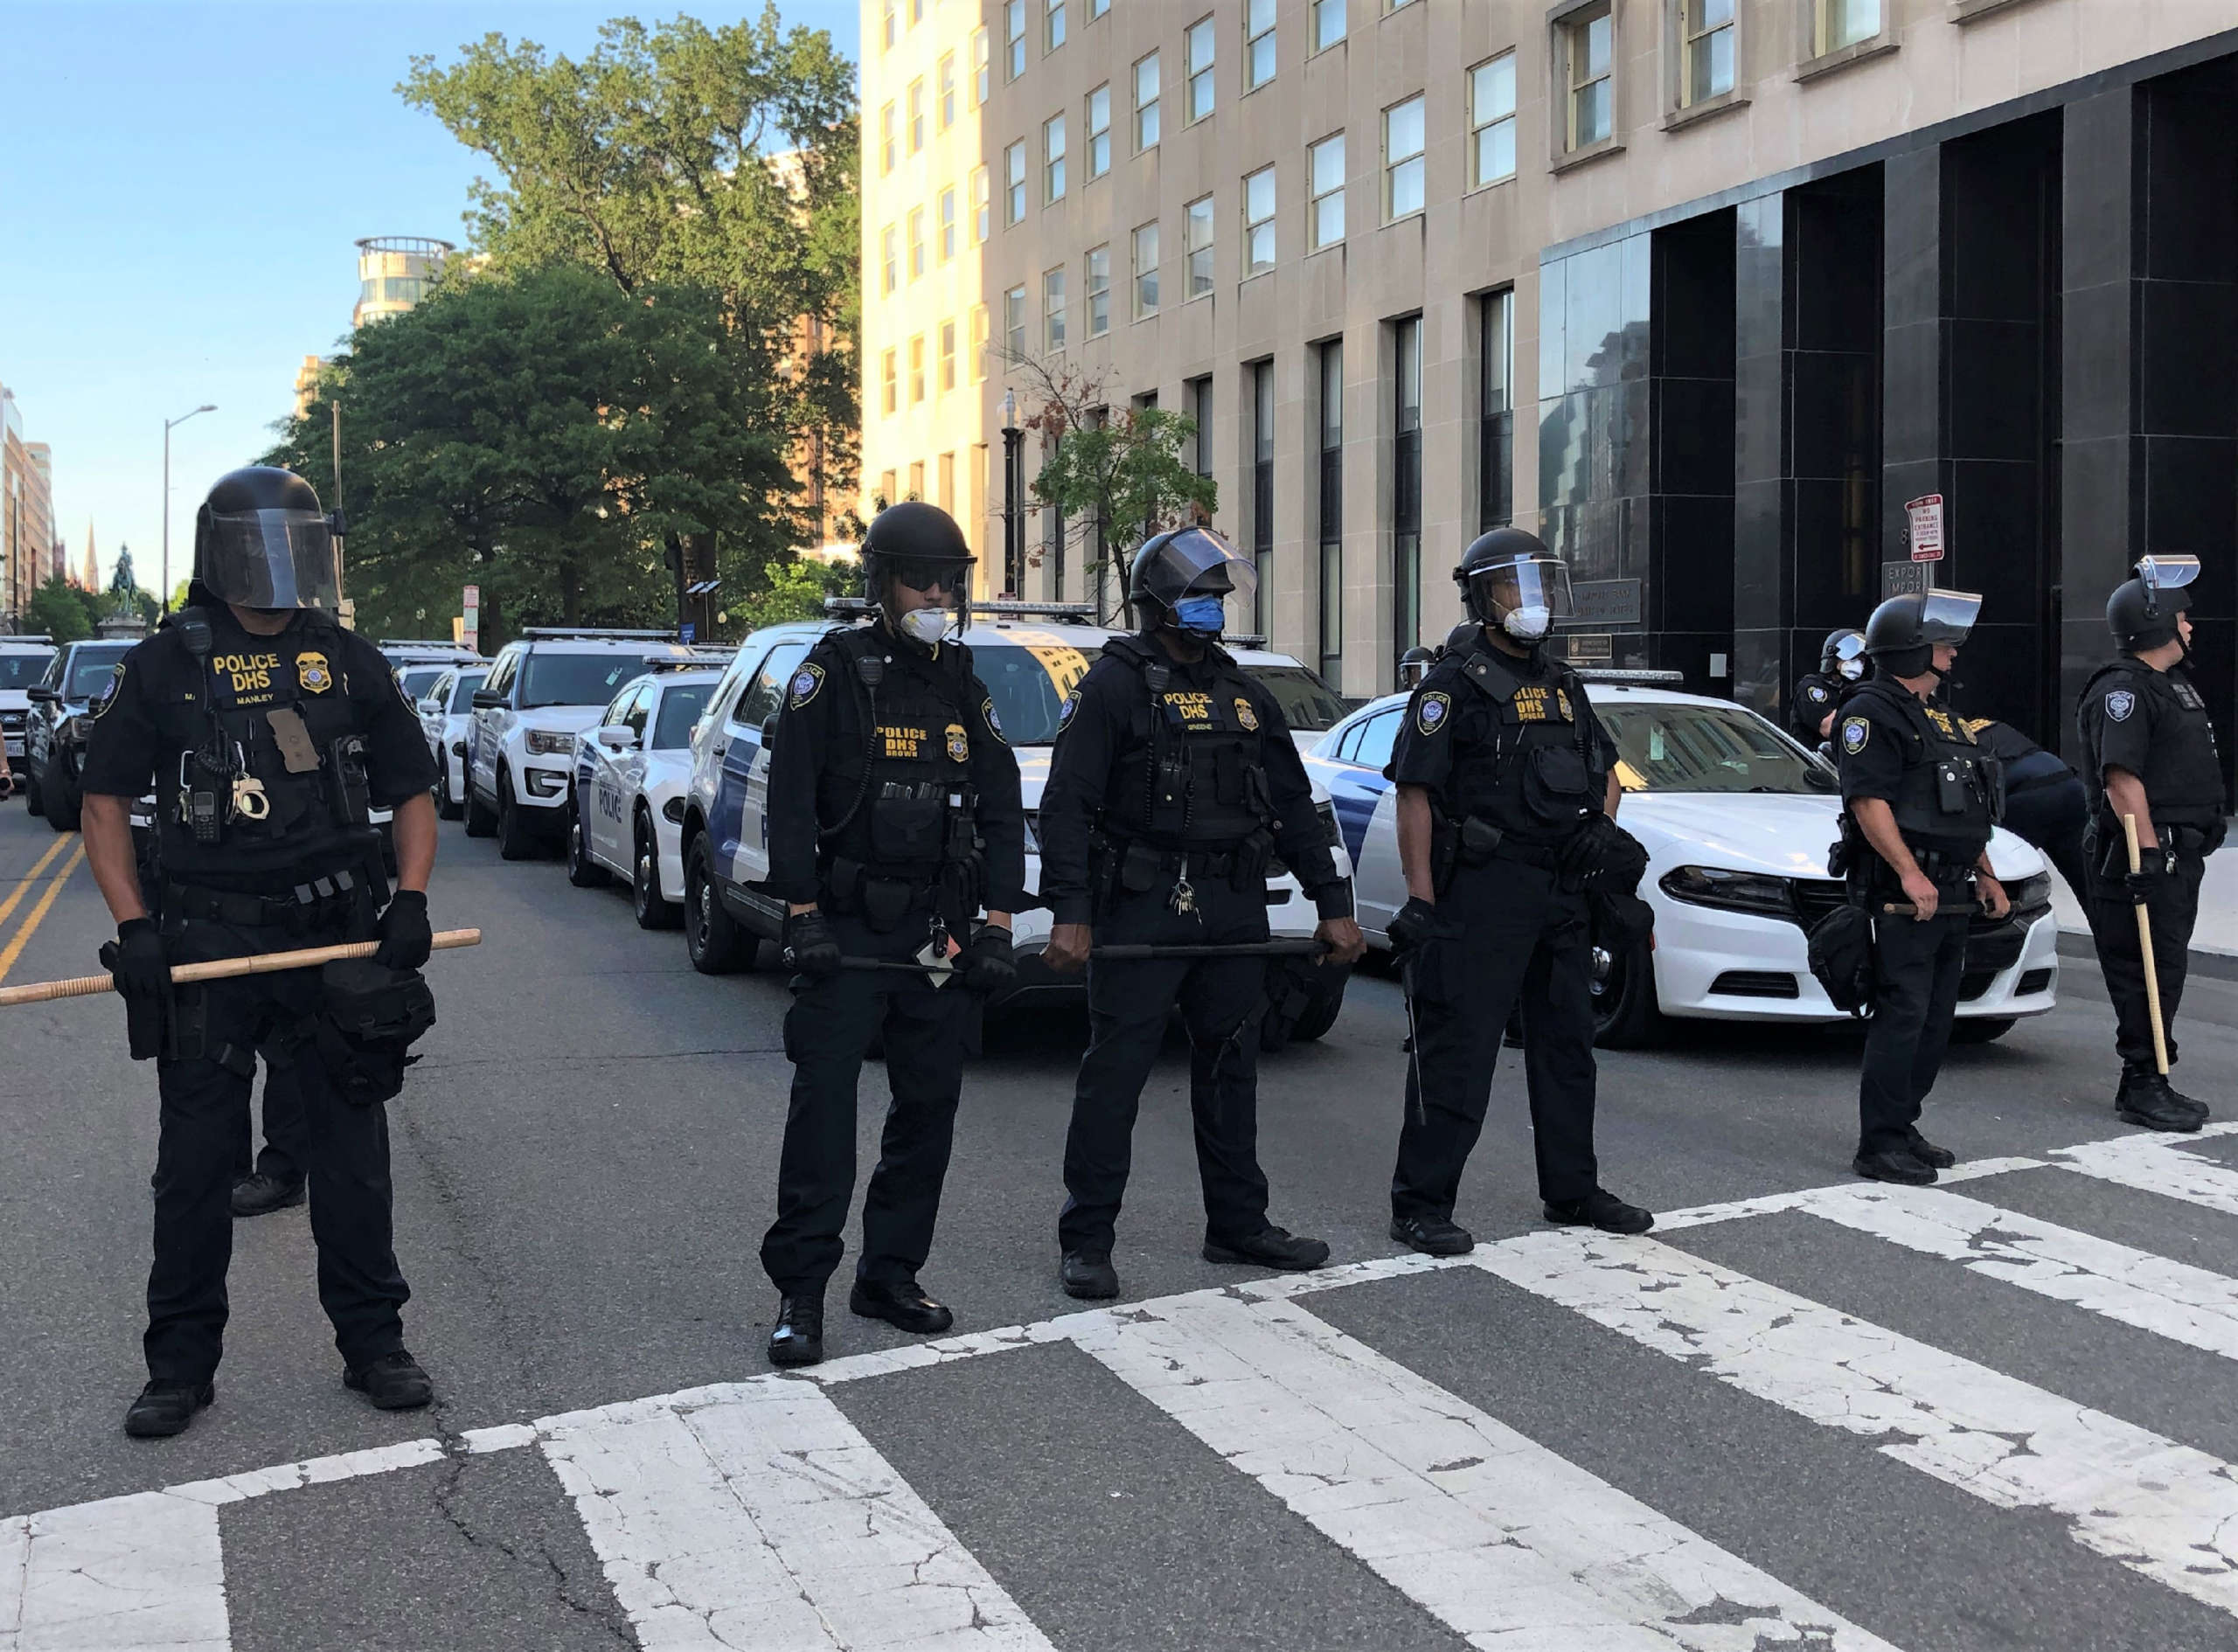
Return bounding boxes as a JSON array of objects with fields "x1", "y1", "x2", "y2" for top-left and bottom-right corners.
[
  {"x1": 879, "y1": 725, "x2": 926, "y2": 759},
  {"x1": 1512, "y1": 685, "x2": 1552, "y2": 722},
  {"x1": 1162, "y1": 691, "x2": 1215, "y2": 726}
]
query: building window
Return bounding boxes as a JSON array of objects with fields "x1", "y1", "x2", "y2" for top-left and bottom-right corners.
[
  {"x1": 907, "y1": 79, "x2": 926, "y2": 153},
  {"x1": 1393, "y1": 315, "x2": 1421, "y2": 662},
  {"x1": 1004, "y1": 285, "x2": 1027, "y2": 360},
  {"x1": 1317, "y1": 339, "x2": 1343, "y2": 679},
  {"x1": 908, "y1": 335, "x2": 926, "y2": 405},
  {"x1": 1478, "y1": 290, "x2": 1513, "y2": 530},
  {"x1": 1044, "y1": 267, "x2": 1069, "y2": 351},
  {"x1": 1189, "y1": 376, "x2": 1214, "y2": 477},
  {"x1": 940, "y1": 53, "x2": 958, "y2": 128},
  {"x1": 1680, "y1": 0, "x2": 1734, "y2": 106},
  {"x1": 881, "y1": 224, "x2": 899, "y2": 294},
  {"x1": 1562, "y1": 4, "x2": 1614, "y2": 150},
  {"x1": 1185, "y1": 194, "x2": 1214, "y2": 298},
  {"x1": 972, "y1": 26, "x2": 990, "y2": 104},
  {"x1": 1135, "y1": 53, "x2": 1161, "y2": 150},
  {"x1": 1314, "y1": 0, "x2": 1345, "y2": 51},
  {"x1": 910, "y1": 0, "x2": 924, "y2": 25},
  {"x1": 940, "y1": 320, "x2": 958, "y2": 392},
  {"x1": 938, "y1": 451, "x2": 956, "y2": 513},
  {"x1": 1087, "y1": 83, "x2": 1111, "y2": 179},
  {"x1": 971, "y1": 166, "x2": 990, "y2": 242},
  {"x1": 1186, "y1": 17, "x2": 1216, "y2": 122},
  {"x1": 882, "y1": 0, "x2": 897, "y2": 51},
  {"x1": 1005, "y1": 0, "x2": 1026, "y2": 79},
  {"x1": 1045, "y1": 112, "x2": 1067, "y2": 203},
  {"x1": 1091, "y1": 0, "x2": 1110, "y2": 17},
  {"x1": 939, "y1": 188, "x2": 958, "y2": 261},
  {"x1": 907, "y1": 207, "x2": 926, "y2": 280},
  {"x1": 1251, "y1": 358, "x2": 1274, "y2": 635},
  {"x1": 1087, "y1": 245, "x2": 1111, "y2": 336},
  {"x1": 1384, "y1": 95, "x2": 1425, "y2": 221},
  {"x1": 1243, "y1": 166, "x2": 1275, "y2": 276},
  {"x1": 1310, "y1": 132, "x2": 1345, "y2": 248},
  {"x1": 1470, "y1": 52, "x2": 1517, "y2": 187},
  {"x1": 879, "y1": 468, "x2": 897, "y2": 506},
  {"x1": 1133, "y1": 220, "x2": 1161, "y2": 316},
  {"x1": 1005, "y1": 141, "x2": 1027, "y2": 225},
  {"x1": 1814, "y1": 0, "x2": 1880, "y2": 54},
  {"x1": 909, "y1": 460, "x2": 926, "y2": 500},
  {"x1": 879, "y1": 103, "x2": 897, "y2": 174},
  {"x1": 881, "y1": 349, "x2": 898, "y2": 416},
  {"x1": 971, "y1": 304, "x2": 990, "y2": 380},
  {"x1": 1246, "y1": 0, "x2": 1275, "y2": 90},
  {"x1": 1047, "y1": 0, "x2": 1067, "y2": 52}
]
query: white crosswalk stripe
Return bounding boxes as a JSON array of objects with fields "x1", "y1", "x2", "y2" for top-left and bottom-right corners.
[
  {"x1": 2054, "y1": 1125, "x2": 2238, "y2": 1217},
  {"x1": 0, "y1": 1492, "x2": 226, "y2": 1652}
]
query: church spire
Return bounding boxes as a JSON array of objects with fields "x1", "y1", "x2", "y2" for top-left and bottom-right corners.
[{"x1": 80, "y1": 520, "x2": 98, "y2": 591}]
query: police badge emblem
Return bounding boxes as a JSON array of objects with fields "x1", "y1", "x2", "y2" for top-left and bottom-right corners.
[
  {"x1": 296, "y1": 651, "x2": 333, "y2": 694},
  {"x1": 2105, "y1": 689, "x2": 2136, "y2": 722},
  {"x1": 1417, "y1": 691, "x2": 1452, "y2": 735},
  {"x1": 982, "y1": 697, "x2": 1005, "y2": 742},
  {"x1": 945, "y1": 722, "x2": 970, "y2": 762},
  {"x1": 1234, "y1": 697, "x2": 1259, "y2": 732},
  {"x1": 1840, "y1": 717, "x2": 1870, "y2": 754},
  {"x1": 1807, "y1": 684, "x2": 1828, "y2": 704},
  {"x1": 789, "y1": 662, "x2": 825, "y2": 709},
  {"x1": 1059, "y1": 692, "x2": 1080, "y2": 731}
]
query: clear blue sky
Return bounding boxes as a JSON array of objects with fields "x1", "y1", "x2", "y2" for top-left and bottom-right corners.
[{"x1": 0, "y1": 1, "x2": 858, "y2": 596}]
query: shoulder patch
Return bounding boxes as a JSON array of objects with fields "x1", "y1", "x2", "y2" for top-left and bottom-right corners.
[
  {"x1": 1840, "y1": 716, "x2": 1870, "y2": 755},
  {"x1": 789, "y1": 662, "x2": 826, "y2": 710},
  {"x1": 2105, "y1": 688, "x2": 2136, "y2": 723},
  {"x1": 1806, "y1": 684, "x2": 1829, "y2": 704},
  {"x1": 1416, "y1": 691, "x2": 1453, "y2": 736},
  {"x1": 981, "y1": 696, "x2": 1005, "y2": 742},
  {"x1": 1058, "y1": 691, "x2": 1080, "y2": 732},
  {"x1": 89, "y1": 661, "x2": 126, "y2": 719}
]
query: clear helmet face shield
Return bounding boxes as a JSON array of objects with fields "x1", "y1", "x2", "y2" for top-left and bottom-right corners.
[
  {"x1": 2137, "y1": 554, "x2": 2200, "y2": 618},
  {"x1": 1827, "y1": 632, "x2": 1867, "y2": 680},
  {"x1": 1918, "y1": 588, "x2": 1983, "y2": 647},
  {"x1": 1139, "y1": 528, "x2": 1258, "y2": 631},
  {"x1": 199, "y1": 508, "x2": 338, "y2": 609},
  {"x1": 1468, "y1": 557, "x2": 1575, "y2": 641}
]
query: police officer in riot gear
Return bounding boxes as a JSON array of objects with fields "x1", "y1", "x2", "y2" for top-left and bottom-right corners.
[
  {"x1": 1793, "y1": 628, "x2": 1866, "y2": 746},
  {"x1": 761, "y1": 501, "x2": 1025, "y2": 1366},
  {"x1": 1834, "y1": 588, "x2": 2009, "y2": 1185},
  {"x1": 1398, "y1": 646, "x2": 1437, "y2": 691},
  {"x1": 78, "y1": 466, "x2": 440, "y2": 1438},
  {"x1": 2077, "y1": 554, "x2": 2225, "y2": 1132},
  {"x1": 1040, "y1": 528, "x2": 1363, "y2": 1299},
  {"x1": 1384, "y1": 528, "x2": 1654, "y2": 1252}
]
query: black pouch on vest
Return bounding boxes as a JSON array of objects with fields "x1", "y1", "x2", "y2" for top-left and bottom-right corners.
[
  {"x1": 315, "y1": 958, "x2": 436, "y2": 1106},
  {"x1": 859, "y1": 877, "x2": 915, "y2": 931},
  {"x1": 1935, "y1": 760, "x2": 1970, "y2": 816},
  {"x1": 1523, "y1": 744, "x2": 1592, "y2": 827},
  {"x1": 1119, "y1": 840, "x2": 1165, "y2": 892},
  {"x1": 869, "y1": 784, "x2": 946, "y2": 861}
]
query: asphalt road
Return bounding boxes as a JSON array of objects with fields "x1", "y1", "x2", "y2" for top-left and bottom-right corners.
[{"x1": 5, "y1": 795, "x2": 2238, "y2": 1651}]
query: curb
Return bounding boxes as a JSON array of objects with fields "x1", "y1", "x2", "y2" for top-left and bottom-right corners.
[{"x1": 2055, "y1": 928, "x2": 2238, "y2": 983}]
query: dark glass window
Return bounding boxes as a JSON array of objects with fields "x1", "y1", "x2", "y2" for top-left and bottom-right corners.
[
  {"x1": 1251, "y1": 360, "x2": 1274, "y2": 636},
  {"x1": 1317, "y1": 340, "x2": 1343, "y2": 682},
  {"x1": 1479, "y1": 289, "x2": 1513, "y2": 531},
  {"x1": 1393, "y1": 316, "x2": 1421, "y2": 664}
]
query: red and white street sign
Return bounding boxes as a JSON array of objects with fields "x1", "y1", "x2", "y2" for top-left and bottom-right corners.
[{"x1": 1905, "y1": 494, "x2": 1945, "y2": 563}]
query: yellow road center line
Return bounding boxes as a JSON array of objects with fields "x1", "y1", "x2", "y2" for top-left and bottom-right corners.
[
  {"x1": 0, "y1": 833, "x2": 74, "y2": 934},
  {"x1": 0, "y1": 840, "x2": 86, "y2": 986}
]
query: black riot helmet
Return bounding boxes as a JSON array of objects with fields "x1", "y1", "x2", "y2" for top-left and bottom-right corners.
[
  {"x1": 192, "y1": 466, "x2": 340, "y2": 610},
  {"x1": 1454, "y1": 527, "x2": 1574, "y2": 642},
  {"x1": 1819, "y1": 628, "x2": 1867, "y2": 682},
  {"x1": 1863, "y1": 587, "x2": 1982, "y2": 680},
  {"x1": 2108, "y1": 553, "x2": 2200, "y2": 654},
  {"x1": 1397, "y1": 646, "x2": 1436, "y2": 690},
  {"x1": 861, "y1": 501, "x2": 975, "y2": 640},
  {"x1": 1126, "y1": 526, "x2": 1257, "y2": 635}
]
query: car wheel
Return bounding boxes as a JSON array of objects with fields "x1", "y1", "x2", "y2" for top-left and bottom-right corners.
[
  {"x1": 566, "y1": 798, "x2": 610, "y2": 888},
  {"x1": 685, "y1": 836, "x2": 754, "y2": 973},
  {"x1": 1590, "y1": 940, "x2": 1666, "y2": 1050},
  {"x1": 495, "y1": 771, "x2": 539, "y2": 861},
  {"x1": 1951, "y1": 1017, "x2": 2016, "y2": 1045},
  {"x1": 632, "y1": 817, "x2": 678, "y2": 929},
  {"x1": 436, "y1": 760, "x2": 462, "y2": 822},
  {"x1": 462, "y1": 775, "x2": 497, "y2": 838},
  {"x1": 43, "y1": 760, "x2": 80, "y2": 833},
  {"x1": 1284, "y1": 974, "x2": 1347, "y2": 1044},
  {"x1": 1261, "y1": 962, "x2": 1350, "y2": 1052},
  {"x1": 21, "y1": 765, "x2": 42, "y2": 817}
]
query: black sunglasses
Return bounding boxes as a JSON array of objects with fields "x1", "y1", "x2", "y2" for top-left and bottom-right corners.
[{"x1": 893, "y1": 564, "x2": 969, "y2": 594}]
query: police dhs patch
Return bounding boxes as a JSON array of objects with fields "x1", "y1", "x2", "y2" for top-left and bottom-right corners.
[
  {"x1": 1416, "y1": 691, "x2": 1451, "y2": 736},
  {"x1": 945, "y1": 722, "x2": 969, "y2": 762},
  {"x1": 1059, "y1": 692, "x2": 1080, "y2": 732},
  {"x1": 297, "y1": 651, "x2": 334, "y2": 694},
  {"x1": 789, "y1": 663, "x2": 825, "y2": 709},
  {"x1": 1807, "y1": 684, "x2": 1828, "y2": 705},
  {"x1": 1234, "y1": 696, "x2": 1260, "y2": 732},
  {"x1": 1840, "y1": 717, "x2": 1870, "y2": 755},
  {"x1": 982, "y1": 697, "x2": 1005, "y2": 742},
  {"x1": 91, "y1": 661, "x2": 125, "y2": 718},
  {"x1": 2106, "y1": 689, "x2": 2136, "y2": 723}
]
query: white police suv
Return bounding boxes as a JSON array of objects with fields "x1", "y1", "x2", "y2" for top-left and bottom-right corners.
[
  {"x1": 2, "y1": 634, "x2": 57, "y2": 770},
  {"x1": 414, "y1": 665, "x2": 487, "y2": 819},
  {"x1": 462, "y1": 629, "x2": 708, "y2": 860},
  {"x1": 566, "y1": 662, "x2": 726, "y2": 927},
  {"x1": 674, "y1": 603, "x2": 1355, "y2": 1040}
]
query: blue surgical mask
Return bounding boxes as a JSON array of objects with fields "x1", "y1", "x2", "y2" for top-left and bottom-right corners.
[{"x1": 1174, "y1": 595, "x2": 1227, "y2": 635}]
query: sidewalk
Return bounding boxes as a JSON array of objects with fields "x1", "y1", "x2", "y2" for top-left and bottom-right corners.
[{"x1": 2048, "y1": 838, "x2": 2238, "y2": 975}]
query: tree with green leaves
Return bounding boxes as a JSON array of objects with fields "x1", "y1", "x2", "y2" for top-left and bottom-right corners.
[{"x1": 26, "y1": 576, "x2": 92, "y2": 644}]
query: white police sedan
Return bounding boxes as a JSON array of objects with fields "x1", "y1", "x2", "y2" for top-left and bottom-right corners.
[
  {"x1": 566, "y1": 663, "x2": 725, "y2": 927},
  {"x1": 1310, "y1": 679, "x2": 2057, "y2": 1046}
]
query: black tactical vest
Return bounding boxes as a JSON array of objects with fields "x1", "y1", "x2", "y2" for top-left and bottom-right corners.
[
  {"x1": 1101, "y1": 635, "x2": 1273, "y2": 850},
  {"x1": 814, "y1": 626, "x2": 980, "y2": 878},
  {"x1": 1864, "y1": 682, "x2": 2000, "y2": 850},
  {"x1": 2082, "y1": 661, "x2": 2225, "y2": 829},
  {"x1": 145, "y1": 610, "x2": 380, "y2": 883},
  {"x1": 1443, "y1": 642, "x2": 1603, "y2": 847}
]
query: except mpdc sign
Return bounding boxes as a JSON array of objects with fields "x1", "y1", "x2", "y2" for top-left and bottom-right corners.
[{"x1": 1906, "y1": 494, "x2": 1945, "y2": 562}]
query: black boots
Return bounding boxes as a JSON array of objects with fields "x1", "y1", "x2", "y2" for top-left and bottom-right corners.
[
  {"x1": 1202, "y1": 1226, "x2": 1331, "y2": 1270},
  {"x1": 2116, "y1": 1065, "x2": 2205, "y2": 1133},
  {"x1": 345, "y1": 1350, "x2": 434, "y2": 1410},
  {"x1": 768, "y1": 1295, "x2": 826, "y2": 1366},
  {"x1": 849, "y1": 1278, "x2": 955, "y2": 1336},
  {"x1": 123, "y1": 1380, "x2": 213, "y2": 1439},
  {"x1": 1390, "y1": 1215, "x2": 1476, "y2": 1255},
  {"x1": 1060, "y1": 1251, "x2": 1120, "y2": 1299},
  {"x1": 231, "y1": 1172, "x2": 305, "y2": 1218},
  {"x1": 1544, "y1": 1190, "x2": 1657, "y2": 1234}
]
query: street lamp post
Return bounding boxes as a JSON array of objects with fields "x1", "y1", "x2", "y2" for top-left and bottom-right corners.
[
  {"x1": 161, "y1": 404, "x2": 216, "y2": 614},
  {"x1": 999, "y1": 388, "x2": 1022, "y2": 599}
]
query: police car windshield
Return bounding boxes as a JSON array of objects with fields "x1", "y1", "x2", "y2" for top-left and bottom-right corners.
[
  {"x1": 449, "y1": 672, "x2": 486, "y2": 713},
  {"x1": 972, "y1": 642, "x2": 1100, "y2": 745},
  {"x1": 1239, "y1": 664, "x2": 1347, "y2": 732},
  {"x1": 651, "y1": 684, "x2": 713, "y2": 750},
  {"x1": 0, "y1": 649, "x2": 55, "y2": 690},
  {"x1": 64, "y1": 645, "x2": 131, "y2": 700},
  {"x1": 1600, "y1": 702, "x2": 1836, "y2": 795},
  {"x1": 398, "y1": 667, "x2": 446, "y2": 701},
  {"x1": 520, "y1": 653, "x2": 654, "y2": 709}
]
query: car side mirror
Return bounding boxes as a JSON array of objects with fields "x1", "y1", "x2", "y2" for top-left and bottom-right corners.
[
  {"x1": 25, "y1": 686, "x2": 58, "y2": 704},
  {"x1": 417, "y1": 698, "x2": 441, "y2": 715},
  {"x1": 595, "y1": 725, "x2": 638, "y2": 751},
  {"x1": 470, "y1": 689, "x2": 504, "y2": 710},
  {"x1": 760, "y1": 714, "x2": 781, "y2": 748}
]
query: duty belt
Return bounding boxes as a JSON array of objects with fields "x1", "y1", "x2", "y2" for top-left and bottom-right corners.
[{"x1": 165, "y1": 871, "x2": 367, "y2": 932}]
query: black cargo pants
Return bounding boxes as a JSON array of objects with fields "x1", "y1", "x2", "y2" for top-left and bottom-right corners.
[{"x1": 2086, "y1": 845, "x2": 2207, "y2": 1073}]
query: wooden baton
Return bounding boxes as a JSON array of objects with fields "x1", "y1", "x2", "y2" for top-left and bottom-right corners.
[
  {"x1": 0, "y1": 929, "x2": 483, "y2": 1009},
  {"x1": 2124, "y1": 813, "x2": 2172, "y2": 1077}
]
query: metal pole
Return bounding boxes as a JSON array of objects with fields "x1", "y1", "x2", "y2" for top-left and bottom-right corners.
[
  {"x1": 330, "y1": 399, "x2": 344, "y2": 607},
  {"x1": 1001, "y1": 427, "x2": 1021, "y2": 598},
  {"x1": 160, "y1": 405, "x2": 214, "y2": 614}
]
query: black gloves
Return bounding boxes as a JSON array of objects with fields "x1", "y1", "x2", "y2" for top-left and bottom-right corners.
[
  {"x1": 2125, "y1": 847, "x2": 2177, "y2": 906},
  {"x1": 956, "y1": 925, "x2": 1018, "y2": 993},
  {"x1": 375, "y1": 889, "x2": 434, "y2": 971},
  {"x1": 782, "y1": 909, "x2": 843, "y2": 980},
  {"x1": 101, "y1": 919, "x2": 171, "y2": 1061},
  {"x1": 1387, "y1": 897, "x2": 1442, "y2": 954}
]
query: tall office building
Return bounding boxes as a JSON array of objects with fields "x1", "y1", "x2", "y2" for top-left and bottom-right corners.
[
  {"x1": 858, "y1": 1, "x2": 2238, "y2": 755},
  {"x1": 1, "y1": 386, "x2": 55, "y2": 624},
  {"x1": 353, "y1": 236, "x2": 454, "y2": 329}
]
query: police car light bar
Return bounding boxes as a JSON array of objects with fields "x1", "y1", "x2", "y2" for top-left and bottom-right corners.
[
  {"x1": 379, "y1": 639, "x2": 476, "y2": 649},
  {"x1": 638, "y1": 652, "x2": 733, "y2": 671},
  {"x1": 518, "y1": 628, "x2": 681, "y2": 641},
  {"x1": 819, "y1": 596, "x2": 1109, "y2": 624},
  {"x1": 1575, "y1": 668, "x2": 1686, "y2": 686},
  {"x1": 2, "y1": 635, "x2": 55, "y2": 645}
]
